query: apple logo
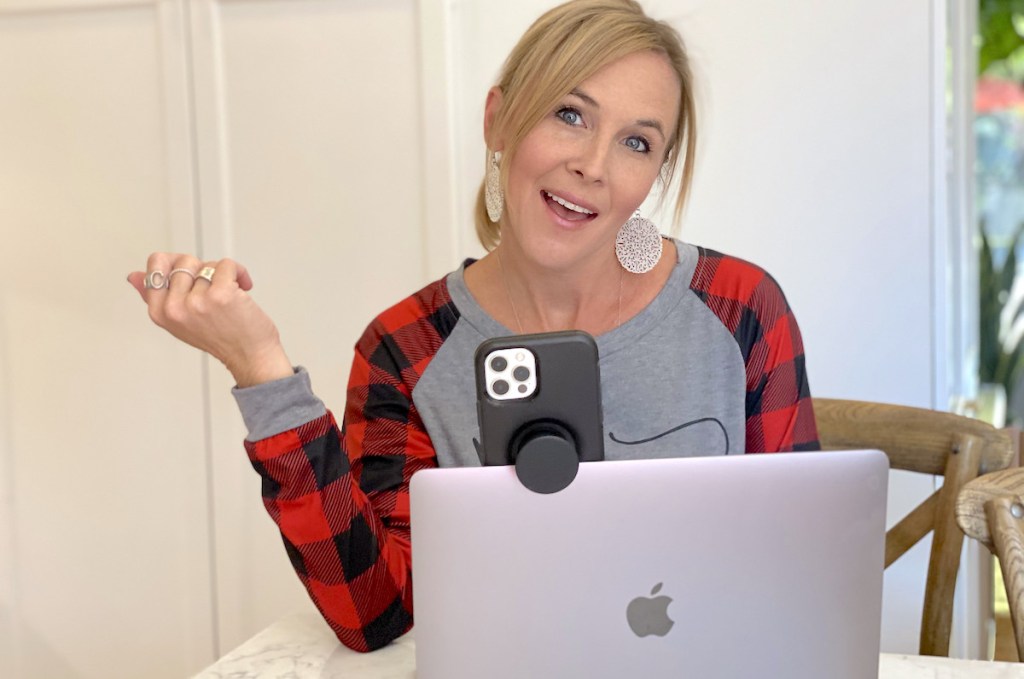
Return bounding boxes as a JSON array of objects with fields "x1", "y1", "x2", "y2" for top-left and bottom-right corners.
[{"x1": 626, "y1": 583, "x2": 675, "y2": 638}]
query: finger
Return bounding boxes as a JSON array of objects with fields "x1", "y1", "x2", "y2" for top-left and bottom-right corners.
[
  {"x1": 192, "y1": 261, "x2": 219, "y2": 289},
  {"x1": 145, "y1": 252, "x2": 183, "y2": 280},
  {"x1": 142, "y1": 252, "x2": 174, "y2": 296},
  {"x1": 165, "y1": 254, "x2": 202, "y2": 297},
  {"x1": 142, "y1": 251, "x2": 185, "y2": 293},
  {"x1": 140, "y1": 252, "x2": 176, "y2": 323},
  {"x1": 234, "y1": 261, "x2": 254, "y2": 291},
  {"x1": 127, "y1": 271, "x2": 147, "y2": 300},
  {"x1": 211, "y1": 258, "x2": 242, "y2": 291},
  {"x1": 191, "y1": 258, "x2": 251, "y2": 291}
]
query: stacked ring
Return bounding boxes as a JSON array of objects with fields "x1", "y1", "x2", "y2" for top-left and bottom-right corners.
[
  {"x1": 168, "y1": 268, "x2": 197, "y2": 284},
  {"x1": 143, "y1": 270, "x2": 166, "y2": 290},
  {"x1": 197, "y1": 267, "x2": 216, "y2": 283}
]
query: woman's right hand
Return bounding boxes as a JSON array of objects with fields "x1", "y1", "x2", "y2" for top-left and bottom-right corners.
[{"x1": 127, "y1": 253, "x2": 294, "y2": 387}]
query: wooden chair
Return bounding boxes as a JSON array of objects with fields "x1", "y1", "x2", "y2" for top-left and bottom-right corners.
[
  {"x1": 813, "y1": 398, "x2": 1014, "y2": 656},
  {"x1": 956, "y1": 467, "x2": 1024, "y2": 661}
]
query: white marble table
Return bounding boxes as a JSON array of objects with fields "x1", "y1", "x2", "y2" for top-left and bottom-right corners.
[{"x1": 195, "y1": 612, "x2": 1024, "y2": 678}]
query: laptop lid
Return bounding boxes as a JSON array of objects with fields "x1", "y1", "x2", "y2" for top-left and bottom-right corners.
[{"x1": 410, "y1": 450, "x2": 888, "y2": 679}]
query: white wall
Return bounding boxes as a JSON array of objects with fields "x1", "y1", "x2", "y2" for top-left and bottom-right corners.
[
  {"x1": 664, "y1": 0, "x2": 940, "y2": 655},
  {"x1": 438, "y1": 0, "x2": 961, "y2": 657},
  {"x1": 0, "y1": 0, "x2": 973, "y2": 675},
  {"x1": 187, "y1": 0, "x2": 429, "y2": 652},
  {"x1": 447, "y1": 0, "x2": 938, "y2": 402},
  {"x1": 0, "y1": 0, "x2": 428, "y2": 675},
  {"x1": 0, "y1": 2, "x2": 216, "y2": 676}
]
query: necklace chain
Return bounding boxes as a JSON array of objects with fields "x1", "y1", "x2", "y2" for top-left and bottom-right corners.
[
  {"x1": 495, "y1": 249, "x2": 525, "y2": 333},
  {"x1": 496, "y1": 249, "x2": 623, "y2": 334}
]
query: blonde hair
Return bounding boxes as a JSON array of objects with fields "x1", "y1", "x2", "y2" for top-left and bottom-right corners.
[{"x1": 475, "y1": 0, "x2": 697, "y2": 250}]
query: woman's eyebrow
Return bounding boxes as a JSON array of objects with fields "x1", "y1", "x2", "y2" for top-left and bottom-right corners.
[
  {"x1": 568, "y1": 88, "x2": 666, "y2": 141},
  {"x1": 636, "y1": 118, "x2": 666, "y2": 140},
  {"x1": 568, "y1": 88, "x2": 600, "y2": 108}
]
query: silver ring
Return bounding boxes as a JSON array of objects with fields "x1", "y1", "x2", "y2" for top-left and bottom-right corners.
[
  {"x1": 197, "y1": 266, "x2": 216, "y2": 283},
  {"x1": 143, "y1": 270, "x2": 166, "y2": 290},
  {"x1": 167, "y1": 268, "x2": 197, "y2": 285}
]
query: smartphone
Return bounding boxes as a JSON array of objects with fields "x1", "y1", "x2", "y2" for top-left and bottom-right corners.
[{"x1": 474, "y1": 330, "x2": 605, "y2": 467}]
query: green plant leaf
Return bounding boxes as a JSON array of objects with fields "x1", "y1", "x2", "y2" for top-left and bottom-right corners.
[
  {"x1": 981, "y1": 227, "x2": 1000, "y2": 382},
  {"x1": 979, "y1": 0, "x2": 1024, "y2": 73}
]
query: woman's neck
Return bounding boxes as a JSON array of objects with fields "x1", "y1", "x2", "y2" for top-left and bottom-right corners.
[
  {"x1": 463, "y1": 232, "x2": 676, "y2": 337},
  {"x1": 494, "y1": 243, "x2": 623, "y2": 335}
]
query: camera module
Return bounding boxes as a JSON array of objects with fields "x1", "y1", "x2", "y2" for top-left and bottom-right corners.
[{"x1": 484, "y1": 347, "x2": 536, "y2": 400}]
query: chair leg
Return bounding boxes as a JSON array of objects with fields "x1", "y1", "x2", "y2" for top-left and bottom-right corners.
[
  {"x1": 886, "y1": 491, "x2": 939, "y2": 567},
  {"x1": 920, "y1": 433, "x2": 982, "y2": 656},
  {"x1": 985, "y1": 495, "x2": 1024, "y2": 661}
]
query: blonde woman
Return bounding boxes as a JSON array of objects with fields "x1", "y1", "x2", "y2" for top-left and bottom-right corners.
[{"x1": 129, "y1": 0, "x2": 818, "y2": 652}]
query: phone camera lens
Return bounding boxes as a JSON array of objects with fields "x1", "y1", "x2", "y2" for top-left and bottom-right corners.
[
  {"x1": 490, "y1": 356, "x2": 508, "y2": 372},
  {"x1": 513, "y1": 366, "x2": 531, "y2": 382},
  {"x1": 492, "y1": 379, "x2": 510, "y2": 395}
]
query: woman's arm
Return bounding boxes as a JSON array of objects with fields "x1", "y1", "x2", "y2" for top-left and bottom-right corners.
[
  {"x1": 127, "y1": 254, "x2": 293, "y2": 387},
  {"x1": 239, "y1": 282, "x2": 456, "y2": 651},
  {"x1": 689, "y1": 248, "x2": 819, "y2": 453},
  {"x1": 741, "y1": 284, "x2": 819, "y2": 453},
  {"x1": 242, "y1": 367, "x2": 435, "y2": 651},
  {"x1": 130, "y1": 253, "x2": 445, "y2": 651}
]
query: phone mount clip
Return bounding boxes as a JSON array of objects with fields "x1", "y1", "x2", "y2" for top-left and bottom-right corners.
[{"x1": 509, "y1": 420, "x2": 579, "y2": 494}]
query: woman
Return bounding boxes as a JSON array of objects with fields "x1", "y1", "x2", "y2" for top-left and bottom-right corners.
[{"x1": 128, "y1": 0, "x2": 817, "y2": 653}]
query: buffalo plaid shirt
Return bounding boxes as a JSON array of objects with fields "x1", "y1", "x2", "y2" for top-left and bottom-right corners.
[{"x1": 242, "y1": 245, "x2": 819, "y2": 652}]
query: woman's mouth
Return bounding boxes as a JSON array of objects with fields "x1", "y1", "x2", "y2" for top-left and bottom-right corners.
[{"x1": 542, "y1": 190, "x2": 598, "y2": 223}]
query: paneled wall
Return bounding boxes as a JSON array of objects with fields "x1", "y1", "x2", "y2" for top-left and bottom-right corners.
[
  {"x1": 187, "y1": 0, "x2": 428, "y2": 652},
  {"x1": 0, "y1": 1, "x2": 214, "y2": 677},
  {"x1": 0, "y1": 0, "x2": 428, "y2": 675}
]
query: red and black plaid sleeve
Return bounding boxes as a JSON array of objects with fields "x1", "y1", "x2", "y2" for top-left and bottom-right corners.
[
  {"x1": 244, "y1": 279, "x2": 459, "y2": 652},
  {"x1": 691, "y1": 248, "x2": 819, "y2": 452}
]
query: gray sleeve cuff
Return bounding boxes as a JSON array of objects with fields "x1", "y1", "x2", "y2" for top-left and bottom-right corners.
[{"x1": 231, "y1": 366, "x2": 328, "y2": 442}]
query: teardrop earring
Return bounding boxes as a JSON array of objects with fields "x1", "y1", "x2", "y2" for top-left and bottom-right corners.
[
  {"x1": 615, "y1": 210, "x2": 663, "y2": 274},
  {"x1": 485, "y1": 150, "x2": 504, "y2": 223}
]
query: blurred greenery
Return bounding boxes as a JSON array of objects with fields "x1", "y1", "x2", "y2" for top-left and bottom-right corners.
[
  {"x1": 979, "y1": 223, "x2": 1024, "y2": 415},
  {"x1": 979, "y1": 0, "x2": 1024, "y2": 74},
  {"x1": 978, "y1": 1, "x2": 1024, "y2": 423}
]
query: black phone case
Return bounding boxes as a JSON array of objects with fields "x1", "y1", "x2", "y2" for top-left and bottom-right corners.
[{"x1": 474, "y1": 330, "x2": 605, "y2": 466}]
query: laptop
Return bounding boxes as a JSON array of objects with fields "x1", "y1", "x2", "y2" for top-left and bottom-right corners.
[{"x1": 410, "y1": 450, "x2": 888, "y2": 679}]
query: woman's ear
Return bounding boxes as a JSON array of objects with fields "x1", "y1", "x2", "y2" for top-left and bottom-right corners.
[{"x1": 484, "y1": 86, "x2": 505, "y2": 151}]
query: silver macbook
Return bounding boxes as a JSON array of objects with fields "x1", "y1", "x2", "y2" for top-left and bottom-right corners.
[{"x1": 410, "y1": 450, "x2": 888, "y2": 679}]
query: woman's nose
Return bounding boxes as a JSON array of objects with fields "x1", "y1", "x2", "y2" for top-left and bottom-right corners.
[{"x1": 567, "y1": 140, "x2": 609, "y2": 183}]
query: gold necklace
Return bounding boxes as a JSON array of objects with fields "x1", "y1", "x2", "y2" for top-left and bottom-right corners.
[{"x1": 495, "y1": 248, "x2": 623, "y2": 334}]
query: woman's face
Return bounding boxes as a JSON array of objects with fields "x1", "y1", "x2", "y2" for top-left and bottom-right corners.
[{"x1": 494, "y1": 50, "x2": 681, "y2": 272}]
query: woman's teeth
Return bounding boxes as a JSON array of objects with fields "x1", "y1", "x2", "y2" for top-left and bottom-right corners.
[{"x1": 545, "y1": 191, "x2": 594, "y2": 215}]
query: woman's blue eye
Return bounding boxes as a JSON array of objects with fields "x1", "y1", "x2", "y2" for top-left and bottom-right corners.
[
  {"x1": 625, "y1": 136, "x2": 651, "y2": 154},
  {"x1": 557, "y1": 107, "x2": 583, "y2": 126}
]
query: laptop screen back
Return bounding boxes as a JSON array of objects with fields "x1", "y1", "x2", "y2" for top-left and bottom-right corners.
[{"x1": 410, "y1": 450, "x2": 888, "y2": 679}]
